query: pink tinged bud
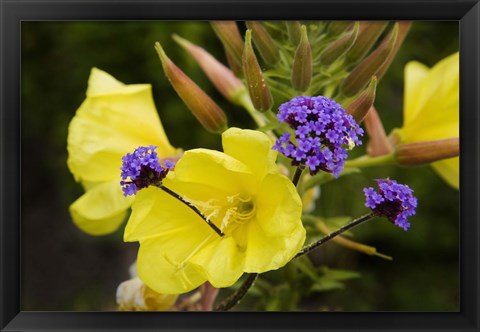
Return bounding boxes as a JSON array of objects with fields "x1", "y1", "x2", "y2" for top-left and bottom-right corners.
[
  {"x1": 345, "y1": 76, "x2": 376, "y2": 123},
  {"x1": 155, "y1": 42, "x2": 228, "y2": 133},
  {"x1": 320, "y1": 22, "x2": 360, "y2": 66},
  {"x1": 395, "y1": 138, "x2": 459, "y2": 166},
  {"x1": 246, "y1": 21, "x2": 280, "y2": 66},
  {"x1": 328, "y1": 21, "x2": 353, "y2": 36},
  {"x1": 341, "y1": 23, "x2": 398, "y2": 97},
  {"x1": 291, "y1": 25, "x2": 313, "y2": 92},
  {"x1": 173, "y1": 34, "x2": 245, "y2": 104},
  {"x1": 225, "y1": 48, "x2": 243, "y2": 77},
  {"x1": 375, "y1": 21, "x2": 412, "y2": 81},
  {"x1": 242, "y1": 29, "x2": 273, "y2": 112},
  {"x1": 210, "y1": 21, "x2": 244, "y2": 67},
  {"x1": 286, "y1": 21, "x2": 302, "y2": 45},
  {"x1": 364, "y1": 107, "x2": 393, "y2": 157},
  {"x1": 345, "y1": 21, "x2": 388, "y2": 64}
]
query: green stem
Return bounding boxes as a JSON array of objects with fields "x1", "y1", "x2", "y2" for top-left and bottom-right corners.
[
  {"x1": 214, "y1": 273, "x2": 259, "y2": 311},
  {"x1": 159, "y1": 185, "x2": 224, "y2": 237},
  {"x1": 295, "y1": 212, "x2": 375, "y2": 258},
  {"x1": 237, "y1": 92, "x2": 268, "y2": 128},
  {"x1": 345, "y1": 153, "x2": 395, "y2": 168}
]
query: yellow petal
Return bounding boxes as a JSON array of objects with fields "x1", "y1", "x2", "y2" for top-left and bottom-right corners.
[
  {"x1": 86, "y1": 68, "x2": 125, "y2": 97},
  {"x1": 137, "y1": 236, "x2": 207, "y2": 294},
  {"x1": 189, "y1": 237, "x2": 245, "y2": 288},
  {"x1": 255, "y1": 173, "x2": 303, "y2": 237},
  {"x1": 244, "y1": 219, "x2": 305, "y2": 272},
  {"x1": 69, "y1": 180, "x2": 133, "y2": 236},
  {"x1": 173, "y1": 149, "x2": 256, "y2": 196},
  {"x1": 222, "y1": 128, "x2": 278, "y2": 180},
  {"x1": 403, "y1": 61, "x2": 429, "y2": 124},
  {"x1": 431, "y1": 157, "x2": 459, "y2": 189},
  {"x1": 67, "y1": 72, "x2": 176, "y2": 183}
]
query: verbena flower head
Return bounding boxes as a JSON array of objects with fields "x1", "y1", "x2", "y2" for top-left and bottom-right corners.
[
  {"x1": 124, "y1": 128, "x2": 305, "y2": 294},
  {"x1": 363, "y1": 179, "x2": 418, "y2": 231},
  {"x1": 120, "y1": 146, "x2": 175, "y2": 196},
  {"x1": 273, "y1": 96, "x2": 364, "y2": 177}
]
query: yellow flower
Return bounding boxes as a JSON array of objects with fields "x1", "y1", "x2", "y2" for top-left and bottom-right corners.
[
  {"x1": 124, "y1": 128, "x2": 306, "y2": 294},
  {"x1": 116, "y1": 277, "x2": 178, "y2": 311},
  {"x1": 67, "y1": 68, "x2": 177, "y2": 235},
  {"x1": 397, "y1": 52, "x2": 459, "y2": 189}
]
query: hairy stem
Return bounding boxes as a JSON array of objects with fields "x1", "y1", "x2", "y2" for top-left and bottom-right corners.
[{"x1": 214, "y1": 273, "x2": 259, "y2": 311}]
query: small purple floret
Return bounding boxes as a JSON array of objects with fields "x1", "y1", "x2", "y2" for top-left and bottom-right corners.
[
  {"x1": 120, "y1": 146, "x2": 175, "y2": 196},
  {"x1": 272, "y1": 96, "x2": 363, "y2": 177},
  {"x1": 363, "y1": 179, "x2": 418, "y2": 231}
]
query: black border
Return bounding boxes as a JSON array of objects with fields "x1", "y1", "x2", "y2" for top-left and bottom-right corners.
[{"x1": 1, "y1": 0, "x2": 479, "y2": 331}]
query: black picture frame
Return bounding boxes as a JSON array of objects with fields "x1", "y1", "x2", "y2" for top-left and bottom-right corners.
[{"x1": 1, "y1": 0, "x2": 479, "y2": 331}]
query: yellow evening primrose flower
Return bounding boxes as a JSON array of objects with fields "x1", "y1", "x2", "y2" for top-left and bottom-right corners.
[
  {"x1": 397, "y1": 52, "x2": 459, "y2": 189},
  {"x1": 124, "y1": 128, "x2": 306, "y2": 294},
  {"x1": 67, "y1": 68, "x2": 177, "y2": 235}
]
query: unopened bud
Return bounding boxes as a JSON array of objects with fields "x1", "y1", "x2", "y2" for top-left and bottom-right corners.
[
  {"x1": 364, "y1": 106, "x2": 393, "y2": 157},
  {"x1": 242, "y1": 30, "x2": 273, "y2": 112},
  {"x1": 246, "y1": 21, "x2": 280, "y2": 66},
  {"x1": 173, "y1": 34, "x2": 245, "y2": 104},
  {"x1": 320, "y1": 22, "x2": 359, "y2": 66},
  {"x1": 210, "y1": 21, "x2": 244, "y2": 67},
  {"x1": 395, "y1": 138, "x2": 459, "y2": 166},
  {"x1": 286, "y1": 21, "x2": 302, "y2": 45},
  {"x1": 225, "y1": 48, "x2": 243, "y2": 77},
  {"x1": 328, "y1": 21, "x2": 353, "y2": 36},
  {"x1": 291, "y1": 25, "x2": 312, "y2": 92},
  {"x1": 375, "y1": 21, "x2": 412, "y2": 81},
  {"x1": 155, "y1": 42, "x2": 228, "y2": 133},
  {"x1": 341, "y1": 23, "x2": 398, "y2": 97},
  {"x1": 345, "y1": 76, "x2": 376, "y2": 123},
  {"x1": 345, "y1": 21, "x2": 388, "y2": 64}
]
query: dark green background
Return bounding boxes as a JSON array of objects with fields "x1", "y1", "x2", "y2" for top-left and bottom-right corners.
[{"x1": 21, "y1": 21, "x2": 459, "y2": 311}]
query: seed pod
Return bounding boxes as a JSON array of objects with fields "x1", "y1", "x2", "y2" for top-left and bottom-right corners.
[
  {"x1": 173, "y1": 34, "x2": 245, "y2": 104},
  {"x1": 345, "y1": 76, "x2": 376, "y2": 123},
  {"x1": 286, "y1": 21, "x2": 302, "y2": 45},
  {"x1": 328, "y1": 21, "x2": 353, "y2": 36},
  {"x1": 291, "y1": 25, "x2": 312, "y2": 92},
  {"x1": 341, "y1": 23, "x2": 398, "y2": 97},
  {"x1": 395, "y1": 138, "x2": 459, "y2": 166},
  {"x1": 320, "y1": 22, "x2": 359, "y2": 66},
  {"x1": 346, "y1": 21, "x2": 388, "y2": 64},
  {"x1": 210, "y1": 21, "x2": 244, "y2": 67},
  {"x1": 242, "y1": 30, "x2": 273, "y2": 112},
  {"x1": 155, "y1": 42, "x2": 228, "y2": 133},
  {"x1": 246, "y1": 21, "x2": 280, "y2": 66}
]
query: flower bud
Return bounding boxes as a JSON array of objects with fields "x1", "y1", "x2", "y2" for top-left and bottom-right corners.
[
  {"x1": 286, "y1": 21, "x2": 302, "y2": 45},
  {"x1": 345, "y1": 76, "x2": 376, "y2": 123},
  {"x1": 375, "y1": 21, "x2": 412, "y2": 81},
  {"x1": 225, "y1": 48, "x2": 243, "y2": 77},
  {"x1": 246, "y1": 21, "x2": 280, "y2": 66},
  {"x1": 364, "y1": 106, "x2": 393, "y2": 157},
  {"x1": 345, "y1": 21, "x2": 388, "y2": 64},
  {"x1": 210, "y1": 21, "x2": 244, "y2": 67},
  {"x1": 291, "y1": 25, "x2": 312, "y2": 92},
  {"x1": 242, "y1": 29, "x2": 273, "y2": 112},
  {"x1": 173, "y1": 34, "x2": 246, "y2": 104},
  {"x1": 155, "y1": 42, "x2": 228, "y2": 133},
  {"x1": 395, "y1": 138, "x2": 459, "y2": 166},
  {"x1": 117, "y1": 277, "x2": 177, "y2": 311},
  {"x1": 320, "y1": 22, "x2": 359, "y2": 66},
  {"x1": 341, "y1": 23, "x2": 398, "y2": 97},
  {"x1": 328, "y1": 21, "x2": 353, "y2": 36}
]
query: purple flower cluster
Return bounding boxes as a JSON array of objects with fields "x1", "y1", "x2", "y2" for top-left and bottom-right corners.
[
  {"x1": 273, "y1": 96, "x2": 364, "y2": 177},
  {"x1": 363, "y1": 179, "x2": 418, "y2": 231},
  {"x1": 120, "y1": 146, "x2": 175, "y2": 196}
]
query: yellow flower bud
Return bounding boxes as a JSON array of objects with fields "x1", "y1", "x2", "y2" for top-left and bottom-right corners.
[
  {"x1": 291, "y1": 25, "x2": 312, "y2": 92},
  {"x1": 210, "y1": 21, "x2": 244, "y2": 67},
  {"x1": 341, "y1": 23, "x2": 398, "y2": 97},
  {"x1": 320, "y1": 22, "x2": 359, "y2": 66},
  {"x1": 246, "y1": 21, "x2": 280, "y2": 66},
  {"x1": 395, "y1": 138, "x2": 459, "y2": 166},
  {"x1": 173, "y1": 34, "x2": 246, "y2": 105},
  {"x1": 155, "y1": 42, "x2": 228, "y2": 133},
  {"x1": 242, "y1": 29, "x2": 273, "y2": 112},
  {"x1": 345, "y1": 21, "x2": 388, "y2": 64},
  {"x1": 345, "y1": 76, "x2": 376, "y2": 123}
]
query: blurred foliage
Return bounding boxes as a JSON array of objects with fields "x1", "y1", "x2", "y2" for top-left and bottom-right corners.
[{"x1": 21, "y1": 21, "x2": 458, "y2": 311}]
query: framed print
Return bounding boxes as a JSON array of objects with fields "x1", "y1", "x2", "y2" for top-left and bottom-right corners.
[{"x1": 1, "y1": 0, "x2": 479, "y2": 331}]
